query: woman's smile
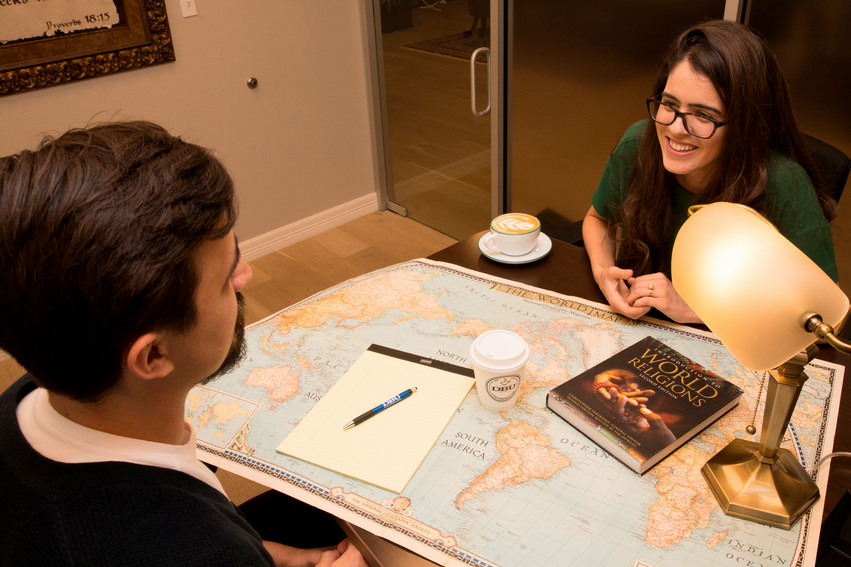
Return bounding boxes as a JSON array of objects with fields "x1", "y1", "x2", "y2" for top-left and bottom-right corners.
[
  {"x1": 667, "y1": 137, "x2": 698, "y2": 154},
  {"x1": 655, "y1": 60, "x2": 726, "y2": 193}
]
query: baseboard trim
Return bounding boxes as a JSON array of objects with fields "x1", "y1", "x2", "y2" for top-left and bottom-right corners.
[{"x1": 240, "y1": 193, "x2": 381, "y2": 261}]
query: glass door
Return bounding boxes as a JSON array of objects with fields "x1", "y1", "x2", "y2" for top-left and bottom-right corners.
[
  {"x1": 377, "y1": 0, "x2": 494, "y2": 240},
  {"x1": 506, "y1": 0, "x2": 726, "y2": 243}
]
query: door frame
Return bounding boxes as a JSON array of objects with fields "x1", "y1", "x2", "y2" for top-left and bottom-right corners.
[
  {"x1": 364, "y1": 0, "x2": 503, "y2": 219},
  {"x1": 491, "y1": 0, "x2": 506, "y2": 217},
  {"x1": 362, "y1": 0, "x2": 401, "y2": 215}
]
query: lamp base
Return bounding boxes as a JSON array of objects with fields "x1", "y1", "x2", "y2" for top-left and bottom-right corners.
[{"x1": 701, "y1": 438, "x2": 819, "y2": 529}]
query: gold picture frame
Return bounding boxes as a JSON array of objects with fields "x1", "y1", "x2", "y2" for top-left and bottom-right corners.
[{"x1": 0, "y1": 0, "x2": 174, "y2": 96}]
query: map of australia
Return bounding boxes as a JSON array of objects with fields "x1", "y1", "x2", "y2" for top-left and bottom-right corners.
[{"x1": 189, "y1": 260, "x2": 840, "y2": 567}]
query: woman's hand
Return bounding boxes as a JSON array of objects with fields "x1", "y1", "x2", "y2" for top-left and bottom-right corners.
[
  {"x1": 583, "y1": 207, "x2": 653, "y2": 320},
  {"x1": 626, "y1": 273, "x2": 702, "y2": 324},
  {"x1": 593, "y1": 265, "x2": 652, "y2": 320},
  {"x1": 582, "y1": 206, "x2": 701, "y2": 323}
]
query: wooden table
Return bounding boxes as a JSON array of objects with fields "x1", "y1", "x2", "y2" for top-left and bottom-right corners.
[
  {"x1": 429, "y1": 231, "x2": 606, "y2": 304},
  {"x1": 344, "y1": 231, "x2": 851, "y2": 565}
]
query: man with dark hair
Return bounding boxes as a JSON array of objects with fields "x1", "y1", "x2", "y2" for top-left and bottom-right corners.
[{"x1": 0, "y1": 122, "x2": 366, "y2": 566}]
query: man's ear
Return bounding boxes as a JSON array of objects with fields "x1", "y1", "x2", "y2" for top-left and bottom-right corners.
[{"x1": 125, "y1": 333, "x2": 175, "y2": 380}]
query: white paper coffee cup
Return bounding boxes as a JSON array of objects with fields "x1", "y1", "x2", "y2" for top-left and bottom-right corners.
[{"x1": 469, "y1": 330, "x2": 529, "y2": 410}]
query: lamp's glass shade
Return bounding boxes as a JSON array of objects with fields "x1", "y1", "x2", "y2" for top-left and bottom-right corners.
[{"x1": 672, "y1": 202, "x2": 848, "y2": 370}]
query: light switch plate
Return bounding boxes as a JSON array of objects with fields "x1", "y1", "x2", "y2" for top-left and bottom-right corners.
[{"x1": 181, "y1": 0, "x2": 198, "y2": 17}]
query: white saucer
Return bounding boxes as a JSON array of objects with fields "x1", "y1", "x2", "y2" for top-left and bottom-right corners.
[{"x1": 478, "y1": 232, "x2": 553, "y2": 264}]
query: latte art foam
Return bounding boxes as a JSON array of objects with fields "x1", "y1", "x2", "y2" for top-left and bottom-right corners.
[{"x1": 491, "y1": 213, "x2": 540, "y2": 235}]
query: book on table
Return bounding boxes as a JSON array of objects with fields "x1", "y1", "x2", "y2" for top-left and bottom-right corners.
[{"x1": 547, "y1": 336, "x2": 742, "y2": 474}]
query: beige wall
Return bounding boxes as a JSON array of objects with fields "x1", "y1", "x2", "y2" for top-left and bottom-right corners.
[{"x1": 0, "y1": 1, "x2": 379, "y2": 247}]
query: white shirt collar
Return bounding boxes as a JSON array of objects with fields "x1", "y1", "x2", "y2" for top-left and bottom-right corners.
[{"x1": 16, "y1": 386, "x2": 226, "y2": 494}]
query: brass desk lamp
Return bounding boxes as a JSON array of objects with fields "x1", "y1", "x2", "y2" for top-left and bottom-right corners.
[{"x1": 671, "y1": 202, "x2": 850, "y2": 529}]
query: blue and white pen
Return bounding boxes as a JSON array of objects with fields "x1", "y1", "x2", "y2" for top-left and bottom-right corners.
[{"x1": 343, "y1": 387, "x2": 417, "y2": 430}]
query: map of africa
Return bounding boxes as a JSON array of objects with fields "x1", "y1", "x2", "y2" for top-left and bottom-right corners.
[{"x1": 186, "y1": 260, "x2": 842, "y2": 567}]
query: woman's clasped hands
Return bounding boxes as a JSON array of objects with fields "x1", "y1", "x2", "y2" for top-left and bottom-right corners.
[{"x1": 593, "y1": 265, "x2": 701, "y2": 324}]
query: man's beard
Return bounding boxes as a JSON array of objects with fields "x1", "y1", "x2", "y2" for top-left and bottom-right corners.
[{"x1": 203, "y1": 292, "x2": 247, "y2": 384}]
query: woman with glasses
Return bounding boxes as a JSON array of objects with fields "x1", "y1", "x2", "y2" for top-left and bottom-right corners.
[{"x1": 582, "y1": 19, "x2": 837, "y2": 324}]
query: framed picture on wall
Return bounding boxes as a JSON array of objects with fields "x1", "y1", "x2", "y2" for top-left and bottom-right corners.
[{"x1": 0, "y1": 0, "x2": 174, "y2": 96}]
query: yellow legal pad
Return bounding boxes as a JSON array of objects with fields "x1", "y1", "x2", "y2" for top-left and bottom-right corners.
[{"x1": 276, "y1": 344, "x2": 475, "y2": 493}]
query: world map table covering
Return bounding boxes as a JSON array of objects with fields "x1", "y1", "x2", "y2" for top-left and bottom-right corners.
[{"x1": 187, "y1": 259, "x2": 842, "y2": 567}]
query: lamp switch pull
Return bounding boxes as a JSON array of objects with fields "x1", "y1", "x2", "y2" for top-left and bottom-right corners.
[{"x1": 181, "y1": 0, "x2": 198, "y2": 17}]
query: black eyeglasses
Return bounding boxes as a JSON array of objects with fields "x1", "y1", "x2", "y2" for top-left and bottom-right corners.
[{"x1": 646, "y1": 98, "x2": 727, "y2": 139}]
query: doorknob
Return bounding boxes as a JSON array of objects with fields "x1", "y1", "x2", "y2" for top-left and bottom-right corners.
[{"x1": 470, "y1": 47, "x2": 491, "y2": 117}]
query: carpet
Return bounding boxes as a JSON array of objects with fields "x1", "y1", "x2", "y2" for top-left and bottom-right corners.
[{"x1": 404, "y1": 32, "x2": 489, "y2": 61}]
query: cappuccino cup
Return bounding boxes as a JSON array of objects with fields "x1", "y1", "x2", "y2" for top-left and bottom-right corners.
[
  {"x1": 484, "y1": 213, "x2": 541, "y2": 256},
  {"x1": 469, "y1": 330, "x2": 529, "y2": 411}
]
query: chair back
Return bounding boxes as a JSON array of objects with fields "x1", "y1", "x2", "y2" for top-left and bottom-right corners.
[{"x1": 803, "y1": 134, "x2": 851, "y2": 202}]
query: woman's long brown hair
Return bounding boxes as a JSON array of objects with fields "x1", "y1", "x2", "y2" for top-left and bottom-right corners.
[{"x1": 611, "y1": 20, "x2": 834, "y2": 276}]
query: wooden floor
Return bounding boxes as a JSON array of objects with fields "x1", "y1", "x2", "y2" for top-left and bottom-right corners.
[
  {"x1": 240, "y1": 210, "x2": 456, "y2": 325},
  {"x1": 0, "y1": 211, "x2": 455, "y2": 505}
]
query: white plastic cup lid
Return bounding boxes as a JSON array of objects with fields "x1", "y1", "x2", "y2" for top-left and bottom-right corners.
[{"x1": 470, "y1": 330, "x2": 529, "y2": 370}]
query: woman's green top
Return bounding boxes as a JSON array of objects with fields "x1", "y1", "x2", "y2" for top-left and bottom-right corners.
[{"x1": 591, "y1": 120, "x2": 838, "y2": 281}]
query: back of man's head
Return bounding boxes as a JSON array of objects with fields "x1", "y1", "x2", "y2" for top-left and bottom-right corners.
[{"x1": 0, "y1": 121, "x2": 237, "y2": 401}]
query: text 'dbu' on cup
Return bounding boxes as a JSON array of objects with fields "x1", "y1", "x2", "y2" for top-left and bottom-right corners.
[{"x1": 469, "y1": 329, "x2": 529, "y2": 410}]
